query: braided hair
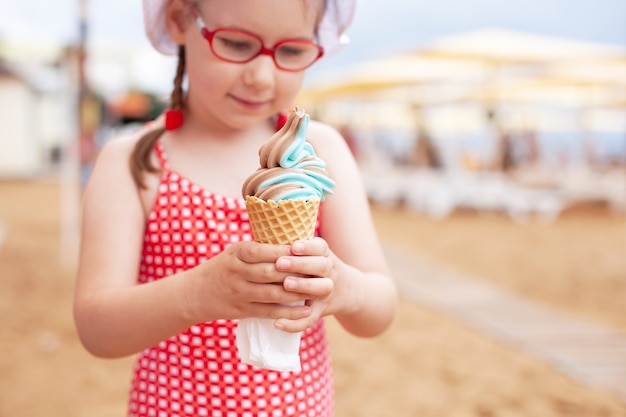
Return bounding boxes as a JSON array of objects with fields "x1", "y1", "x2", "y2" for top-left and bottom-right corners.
[{"x1": 130, "y1": 46, "x2": 186, "y2": 189}]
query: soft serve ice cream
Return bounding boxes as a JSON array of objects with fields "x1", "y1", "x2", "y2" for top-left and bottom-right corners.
[
  {"x1": 242, "y1": 107, "x2": 335, "y2": 202},
  {"x1": 236, "y1": 107, "x2": 335, "y2": 371}
]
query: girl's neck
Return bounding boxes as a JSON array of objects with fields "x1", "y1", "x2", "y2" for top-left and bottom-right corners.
[
  {"x1": 180, "y1": 112, "x2": 274, "y2": 141},
  {"x1": 159, "y1": 116, "x2": 274, "y2": 199}
]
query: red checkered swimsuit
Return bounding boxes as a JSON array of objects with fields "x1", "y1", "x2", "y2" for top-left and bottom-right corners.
[{"x1": 128, "y1": 142, "x2": 333, "y2": 417}]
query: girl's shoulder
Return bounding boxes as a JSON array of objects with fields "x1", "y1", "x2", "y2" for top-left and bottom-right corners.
[
  {"x1": 84, "y1": 123, "x2": 165, "y2": 218},
  {"x1": 306, "y1": 119, "x2": 343, "y2": 142},
  {"x1": 99, "y1": 121, "x2": 163, "y2": 157},
  {"x1": 95, "y1": 121, "x2": 165, "y2": 181},
  {"x1": 306, "y1": 119, "x2": 353, "y2": 162},
  {"x1": 306, "y1": 119, "x2": 348, "y2": 151},
  {"x1": 90, "y1": 121, "x2": 164, "y2": 193}
]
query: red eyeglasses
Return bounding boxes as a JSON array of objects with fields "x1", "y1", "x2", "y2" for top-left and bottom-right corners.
[{"x1": 188, "y1": 3, "x2": 324, "y2": 72}]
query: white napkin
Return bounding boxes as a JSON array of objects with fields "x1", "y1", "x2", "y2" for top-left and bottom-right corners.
[{"x1": 236, "y1": 317, "x2": 302, "y2": 372}]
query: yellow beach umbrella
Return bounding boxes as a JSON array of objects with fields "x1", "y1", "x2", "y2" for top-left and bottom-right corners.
[
  {"x1": 411, "y1": 28, "x2": 626, "y2": 107},
  {"x1": 299, "y1": 55, "x2": 484, "y2": 102},
  {"x1": 463, "y1": 75, "x2": 625, "y2": 108}
]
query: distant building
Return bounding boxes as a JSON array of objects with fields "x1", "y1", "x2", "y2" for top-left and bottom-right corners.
[{"x1": 0, "y1": 60, "x2": 69, "y2": 178}]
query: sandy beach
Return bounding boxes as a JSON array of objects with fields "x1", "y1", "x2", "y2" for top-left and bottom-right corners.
[{"x1": 0, "y1": 180, "x2": 624, "y2": 416}]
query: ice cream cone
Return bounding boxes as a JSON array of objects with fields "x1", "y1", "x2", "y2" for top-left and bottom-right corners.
[
  {"x1": 238, "y1": 107, "x2": 331, "y2": 372},
  {"x1": 245, "y1": 196, "x2": 320, "y2": 244},
  {"x1": 238, "y1": 196, "x2": 320, "y2": 371}
]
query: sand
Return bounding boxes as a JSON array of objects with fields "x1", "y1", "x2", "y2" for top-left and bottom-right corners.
[
  {"x1": 0, "y1": 180, "x2": 624, "y2": 416},
  {"x1": 371, "y1": 203, "x2": 626, "y2": 333}
]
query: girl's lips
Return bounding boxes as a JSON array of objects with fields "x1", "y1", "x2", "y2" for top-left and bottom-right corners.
[{"x1": 230, "y1": 95, "x2": 271, "y2": 110}]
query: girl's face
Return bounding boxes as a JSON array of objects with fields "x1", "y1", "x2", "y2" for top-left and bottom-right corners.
[{"x1": 174, "y1": 0, "x2": 323, "y2": 131}]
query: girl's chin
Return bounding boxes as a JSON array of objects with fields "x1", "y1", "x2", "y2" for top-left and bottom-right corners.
[{"x1": 222, "y1": 113, "x2": 274, "y2": 131}]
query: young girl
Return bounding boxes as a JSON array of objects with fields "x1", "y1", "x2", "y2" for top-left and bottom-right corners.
[{"x1": 74, "y1": 0, "x2": 397, "y2": 415}]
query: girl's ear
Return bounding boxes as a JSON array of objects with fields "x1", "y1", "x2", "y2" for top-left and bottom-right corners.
[{"x1": 164, "y1": 0, "x2": 189, "y2": 45}]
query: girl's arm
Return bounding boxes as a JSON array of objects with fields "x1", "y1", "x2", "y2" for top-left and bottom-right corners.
[{"x1": 74, "y1": 135, "x2": 192, "y2": 357}]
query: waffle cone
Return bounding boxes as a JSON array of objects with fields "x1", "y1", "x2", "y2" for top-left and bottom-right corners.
[{"x1": 245, "y1": 196, "x2": 320, "y2": 244}]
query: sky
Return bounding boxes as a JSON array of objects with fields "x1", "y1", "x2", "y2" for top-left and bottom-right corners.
[
  {"x1": 1, "y1": 0, "x2": 625, "y2": 91},
  {"x1": 329, "y1": 0, "x2": 625, "y2": 66},
  {"x1": 2, "y1": 0, "x2": 625, "y2": 55}
]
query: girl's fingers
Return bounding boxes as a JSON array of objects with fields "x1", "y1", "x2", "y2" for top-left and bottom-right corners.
[
  {"x1": 289, "y1": 237, "x2": 329, "y2": 256},
  {"x1": 246, "y1": 282, "x2": 310, "y2": 304},
  {"x1": 252, "y1": 303, "x2": 311, "y2": 321},
  {"x1": 235, "y1": 241, "x2": 291, "y2": 264},
  {"x1": 274, "y1": 304, "x2": 322, "y2": 333},
  {"x1": 227, "y1": 242, "x2": 292, "y2": 285},
  {"x1": 276, "y1": 255, "x2": 333, "y2": 278},
  {"x1": 283, "y1": 277, "x2": 334, "y2": 298}
]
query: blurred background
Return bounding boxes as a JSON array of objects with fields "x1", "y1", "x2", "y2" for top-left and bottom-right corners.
[
  {"x1": 1, "y1": 0, "x2": 625, "y2": 217},
  {"x1": 1, "y1": 0, "x2": 625, "y2": 416}
]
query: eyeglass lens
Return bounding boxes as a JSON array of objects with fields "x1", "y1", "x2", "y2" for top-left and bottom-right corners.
[{"x1": 211, "y1": 29, "x2": 321, "y2": 70}]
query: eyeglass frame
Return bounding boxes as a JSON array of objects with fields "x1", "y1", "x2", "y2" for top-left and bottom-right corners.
[{"x1": 186, "y1": 2, "x2": 325, "y2": 72}]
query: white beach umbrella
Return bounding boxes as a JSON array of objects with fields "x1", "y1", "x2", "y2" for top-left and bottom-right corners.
[{"x1": 417, "y1": 28, "x2": 625, "y2": 65}]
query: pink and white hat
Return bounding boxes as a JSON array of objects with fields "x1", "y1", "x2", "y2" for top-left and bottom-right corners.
[{"x1": 143, "y1": 0, "x2": 357, "y2": 57}]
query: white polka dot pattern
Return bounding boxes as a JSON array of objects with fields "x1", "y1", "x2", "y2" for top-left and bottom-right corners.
[{"x1": 128, "y1": 143, "x2": 333, "y2": 416}]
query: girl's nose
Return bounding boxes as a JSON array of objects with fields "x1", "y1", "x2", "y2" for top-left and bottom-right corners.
[{"x1": 242, "y1": 55, "x2": 276, "y2": 90}]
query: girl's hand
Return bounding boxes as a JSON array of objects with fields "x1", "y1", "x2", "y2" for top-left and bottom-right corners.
[
  {"x1": 273, "y1": 237, "x2": 353, "y2": 333},
  {"x1": 184, "y1": 241, "x2": 314, "y2": 324}
]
